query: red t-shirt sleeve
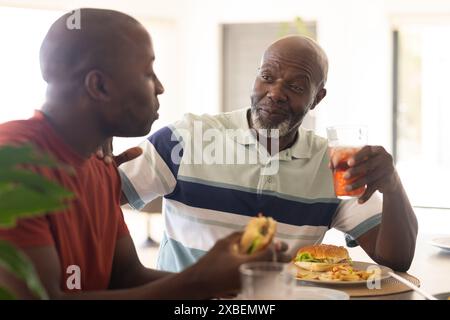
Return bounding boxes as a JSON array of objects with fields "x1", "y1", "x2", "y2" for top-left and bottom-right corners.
[{"x1": 0, "y1": 215, "x2": 54, "y2": 248}]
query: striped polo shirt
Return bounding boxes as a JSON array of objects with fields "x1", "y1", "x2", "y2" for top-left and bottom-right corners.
[{"x1": 119, "y1": 108, "x2": 382, "y2": 272}]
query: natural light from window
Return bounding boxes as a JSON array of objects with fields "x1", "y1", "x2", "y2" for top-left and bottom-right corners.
[
  {"x1": 0, "y1": 7, "x2": 61, "y2": 124},
  {"x1": 396, "y1": 24, "x2": 450, "y2": 209}
]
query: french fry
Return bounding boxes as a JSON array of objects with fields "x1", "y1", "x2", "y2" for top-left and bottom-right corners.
[{"x1": 296, "y1": 262, "x2": 379, "y2": 282}]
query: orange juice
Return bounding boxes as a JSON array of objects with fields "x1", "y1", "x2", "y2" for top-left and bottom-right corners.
[{"x1": 329, "y1": 147, "x2": 366, "y2": 197}]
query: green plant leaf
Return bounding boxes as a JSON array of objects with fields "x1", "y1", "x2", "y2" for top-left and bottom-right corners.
[
  {"x1": 0, "y1": 145, "x2": 74, "y2": 228},
  {"x1": 294, "y1": 16, "x2": 312, "y2": 37},
  {"x1": 278, "y1": 16, "x2": 313, "y2": 38},
  {"x1": 0, "y1": 144, "x2": 74, "y2": 299},
  {"x1": 0, "y1": 241, "x2": 48, "y2": 299},
  {"x1": 0, "y1": 287, "x2": 16, "y2": 300},
  {"x1": 0, "y1": 144, "x2": 64, "y2": 169},
  {"x1": 277, "y1": 21, "x2": 290, "y2": 38},
  {"x1": 0, "y1": 183, "x2": 72, "y2": 227}
]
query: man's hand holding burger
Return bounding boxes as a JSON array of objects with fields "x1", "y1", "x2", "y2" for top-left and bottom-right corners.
[{"x1": 181, "y1": 216, "x2": 289, "y2": 298}]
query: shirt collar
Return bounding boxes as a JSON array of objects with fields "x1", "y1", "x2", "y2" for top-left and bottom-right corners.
[{"x1": 228, "y1": 108, "x2": 258, "y2": 145}]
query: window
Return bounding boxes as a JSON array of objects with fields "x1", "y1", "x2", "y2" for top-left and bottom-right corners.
[
  {"x1": 394, "y1": 23, "x2": 450, "y2": 208},
  {"x1": 0, "y1": 7, "x2": 180, "y2": 156},
  {"x1": 0, "y1": 7, "x2": 62, "y2": 124}
]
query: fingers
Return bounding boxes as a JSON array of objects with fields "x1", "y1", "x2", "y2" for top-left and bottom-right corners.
[
  {"x1": 105, "y1": 139, "x2": 114, "y2": 164},
  {"x1": 346, "y1": 164, "x2": 387, "y2": 191},
  {"x1": 96, "y1": 149, "x2": 104, "y2": 158},
  {"x1": 104, "y1": 156, "x2": 113, "y2": 164},
  {"x1": 113, "y1": 147, "x2": 143, "y2": 166},
  {"x1": 249, "y1": 244, "x2": 275, "y2": 261},
  {"x1": 328, "y1": 148, "x2": 341, "y2": 168},
  {"x1": 215, "y1": 231, "x2": 243, "y2": 252},
  {"x1": 102, "y1": 137, "x2": 114, "y2": 156},
  {"x1": 97, "y1": 138, "x2": 114, "y2": 164},
  {"x1": 273, "y1": 241, "x2": 290, "y2": 262},
  {"x1": 274, "y1": 240, "x2": 288, "y2": 253},
  {"x1": 344, "y1": 145, "x2": 397, "y2": 198},
  {"x1": 276, "y1": 253, "x2": 293, "y2": 263},
  {"x1": 344, "y1": 153, "x2": 383, "y2": 178},
  {"x1": 96, "y1": 148, "x2": 113, "y2": 164},
  {"x1": 248, "y1": 240, "x2": 290, "y2": 263},
  {"x1": 348, "y1": 145, "x2": 375, "y2": 166},
  {"x1": 358, "y1": 185, "x2": 377, "y2": 204},
  {"x1": 225, "y1": 231, "x2": 244, "y2": 243}
]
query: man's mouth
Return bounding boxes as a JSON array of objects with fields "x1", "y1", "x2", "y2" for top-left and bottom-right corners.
[{"x1": 258, "y1": 106, "x2": 290, "y2": 122}]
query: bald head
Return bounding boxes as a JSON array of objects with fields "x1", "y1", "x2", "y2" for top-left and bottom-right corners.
[
  {"x1": 263, "y1": 35, "x2": 328, "y2": 88},
  {"x1": 40, "y1": 8, "x2": 149, "y2": 83}
]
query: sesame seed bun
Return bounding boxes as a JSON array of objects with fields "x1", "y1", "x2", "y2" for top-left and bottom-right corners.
[{"x1": 294, "y1": 244, "x2": 351, "y2": 271}]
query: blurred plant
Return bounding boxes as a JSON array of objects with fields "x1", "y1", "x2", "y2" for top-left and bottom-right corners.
[
  {"x1": 0, "y1": 144, "x2": 74, "y2": 299},
  {"x1": 278, "y1": 16, "x2": 313, "y2": 38}
]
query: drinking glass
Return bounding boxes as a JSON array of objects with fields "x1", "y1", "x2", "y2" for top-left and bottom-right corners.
[
  {"x1": 326, "y1": 125, "x2": 368, "y2": 199},
  {"x1": 239, "y1": 262, "x2": 296, "y2": 300}
]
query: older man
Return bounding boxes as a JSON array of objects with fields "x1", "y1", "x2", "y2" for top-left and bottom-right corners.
[
  {"x1": 118, "y1": 35, "x2": 418, "y2": 273},
  {"x1": 0, "y1": 8, "x2": 283, "y2": 299}
]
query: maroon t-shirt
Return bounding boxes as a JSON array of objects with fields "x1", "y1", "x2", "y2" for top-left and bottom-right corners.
[{"x1": 0, "y1": 111, "x2": 129, "y2": 292}]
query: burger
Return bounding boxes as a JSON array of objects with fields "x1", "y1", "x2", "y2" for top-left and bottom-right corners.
[
  {"x1": 240, "y1": 214, "x2": 277, "y2": 254},
  {"x1": 294, "y1": 244, "x2": 352, "y2": 272}
]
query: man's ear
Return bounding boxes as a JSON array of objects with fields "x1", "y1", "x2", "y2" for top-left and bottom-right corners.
[
  {"x1": 84, "y1": 70, "x2": 112, "y2": 102},
  {"x1": 310, "y1": 88, "x2": 327, "y2": 110}
]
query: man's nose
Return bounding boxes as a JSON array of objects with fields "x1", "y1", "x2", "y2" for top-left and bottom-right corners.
[
  {"x1": 155, "y1": 75, "x2": 165, "y2": 95},
  {"x1": 267, "y1": 80, "x2": 287, "y2": 102}
]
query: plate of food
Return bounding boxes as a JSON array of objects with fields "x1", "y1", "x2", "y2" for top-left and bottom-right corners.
[
  {"x1": 429, "y1": 236, "x2": 450, "y2": 253},
  {"x1": 293, "y1": 244, "x2": 392, "y2": 285}
]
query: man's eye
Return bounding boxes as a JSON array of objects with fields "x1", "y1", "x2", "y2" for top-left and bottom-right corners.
[
  {"x1": 290, "y1": 84, "x2": 304, "y2": 93},
  {"x1": 260, "y1": 74, "x2": 272, "y2": 81}
]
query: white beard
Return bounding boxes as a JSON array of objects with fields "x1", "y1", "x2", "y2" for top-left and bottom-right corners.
[{"x1": 250, "y1": 108, "x2": 292, "y2": 137}]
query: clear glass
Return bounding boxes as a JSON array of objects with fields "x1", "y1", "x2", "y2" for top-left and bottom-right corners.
[
  {"x1": 326, "y1": 126, "x2": 368, "y2": 199},
  {"x1": 239, "y1": 262, "x2": 296, "y2": 300}
]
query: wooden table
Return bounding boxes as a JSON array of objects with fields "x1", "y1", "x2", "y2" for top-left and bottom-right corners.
[
  {"x1": 348, "y1": 234, "x2": 450, "y2": 300},
  {"x1": 321, "y1": 208, "x2": 450, "y2": 299}
]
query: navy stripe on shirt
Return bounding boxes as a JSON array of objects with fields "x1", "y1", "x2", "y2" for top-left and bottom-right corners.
[
  {"x1": 165, "y1": 180, "x2": 339, "y2": 227},
  {"x1": 148, "y1": 126, "x2": 183, "y2": 177}
]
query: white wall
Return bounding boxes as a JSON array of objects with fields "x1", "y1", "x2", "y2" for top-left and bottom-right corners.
[
  {"x1": 175, "y1": 0, "x2": 450, "y2": 151},
  {"x1": 145, "y1": 0, "x2": 450, "y2": 151},
  {"x1": 165, "y1": 0, "x2": 392, "y2": 146},
  {"x1": 2, "y1": 0, "x2": 450, "y2": 153}
]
